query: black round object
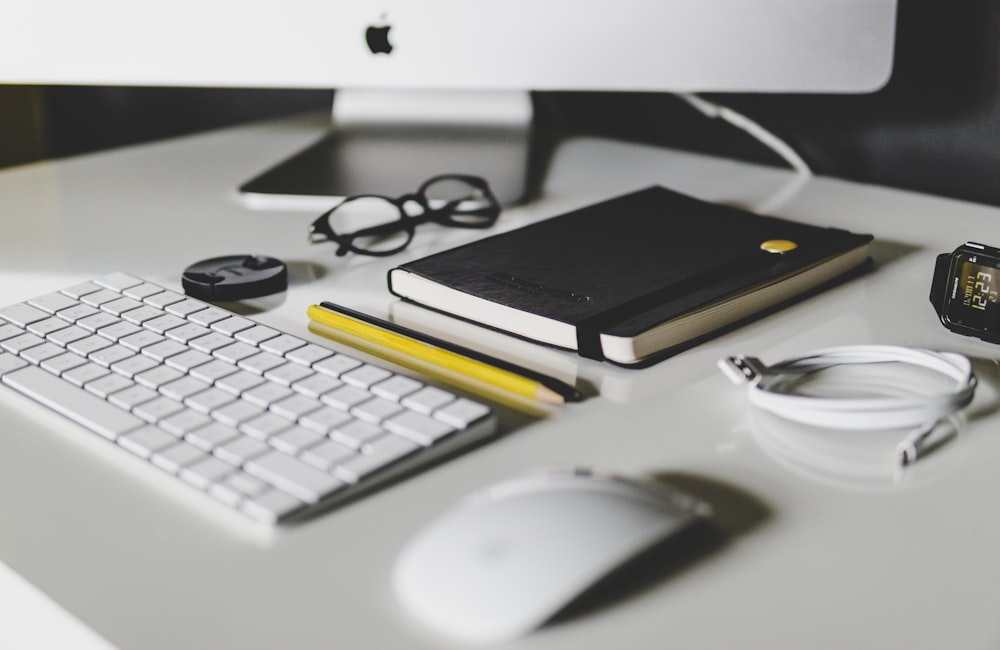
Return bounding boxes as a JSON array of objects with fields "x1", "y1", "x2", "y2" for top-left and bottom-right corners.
[{"x1": 182, "y1": 255, "x2": 288, "y2": 301}]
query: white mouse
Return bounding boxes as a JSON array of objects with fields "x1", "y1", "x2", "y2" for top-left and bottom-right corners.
[{"x1": 391, "y1": 468, "x2": 711, "y2": 644}]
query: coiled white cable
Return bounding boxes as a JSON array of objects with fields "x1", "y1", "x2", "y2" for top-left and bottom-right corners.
[{"x1": 719, "y1": 345, "x2": 977, "y2": 466}]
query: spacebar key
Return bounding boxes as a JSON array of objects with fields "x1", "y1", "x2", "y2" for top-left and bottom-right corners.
[{"x1": 2, "y1": 366, "x2": 145, "y2": 441}]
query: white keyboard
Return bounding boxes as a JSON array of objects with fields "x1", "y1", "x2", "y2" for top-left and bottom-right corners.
[{"x1": 0, "y1": 273, "x2": 497, "y2": 524}]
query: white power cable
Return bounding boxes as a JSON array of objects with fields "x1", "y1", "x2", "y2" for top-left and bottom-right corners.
[
  {"x1": 719, "y1": 345, "x2": 977, "y2": 466},
  {"x1": 676, "y1": 93, "x2": 813, "y2": 177}
]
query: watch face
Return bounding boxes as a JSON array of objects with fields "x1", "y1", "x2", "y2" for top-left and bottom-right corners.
[{"x1": 943, "y1": 251, "x2": 1000, "y2": 334}]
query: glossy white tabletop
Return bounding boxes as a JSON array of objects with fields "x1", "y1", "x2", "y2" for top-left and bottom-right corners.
[{"x1": 1, "y1": 113, "x2": 1000, "y2": 649}]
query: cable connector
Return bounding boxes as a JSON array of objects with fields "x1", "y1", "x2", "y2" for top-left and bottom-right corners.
[{"x1": 718, "y1": 355, "x2": 766, "y2": 385}]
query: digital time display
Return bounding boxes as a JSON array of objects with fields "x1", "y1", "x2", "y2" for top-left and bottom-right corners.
[{"x1": 946, "y1": 255, "x2": 1000, "y2": 331}]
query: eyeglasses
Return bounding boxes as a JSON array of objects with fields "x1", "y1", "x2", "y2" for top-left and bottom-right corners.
[{"x1": 308, "y1": 174, "x2": 501, "y2": 257}]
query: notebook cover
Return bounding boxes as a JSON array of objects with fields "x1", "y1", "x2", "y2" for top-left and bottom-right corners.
[{"x1": 387, "y1": 186, "x2": 873, "y2": 361}]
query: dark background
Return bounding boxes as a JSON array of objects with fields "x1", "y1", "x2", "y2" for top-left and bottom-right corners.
[{"x1": 3, "y1": 1, "x2": 998, "y2": 206}]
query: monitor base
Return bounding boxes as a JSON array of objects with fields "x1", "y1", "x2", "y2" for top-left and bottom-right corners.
[{"x1": 238, "y1": 89, "x2": 541, "y2": 210}]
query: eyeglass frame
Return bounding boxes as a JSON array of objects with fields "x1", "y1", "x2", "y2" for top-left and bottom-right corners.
[{"x1": 308, "y1": 174, "x2": 501, "y2": 257}]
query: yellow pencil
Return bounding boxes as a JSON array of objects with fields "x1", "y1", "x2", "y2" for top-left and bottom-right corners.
[{"x1": 306, "y1": 304, "x2": 570, "y2": 404}]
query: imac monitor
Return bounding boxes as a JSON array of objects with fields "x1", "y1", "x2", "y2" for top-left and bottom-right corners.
[{"x1": 3, "y1": 0, "x2": 897, "y2": 206}]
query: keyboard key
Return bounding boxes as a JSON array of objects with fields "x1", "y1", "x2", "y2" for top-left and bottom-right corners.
[
  {"x1": 185, "y1": 421, "x2": 240, "y2": 451},
  {"x1": 211, "y1": 399, "x2": 266, "y2": 427},
  {"x1": 371, "y1": 374, "x2": 423, "y2": 401},
  {"x1": 160, "y1": 376, "x2": 212, "y2": 401},
  {"x1": 0, "y1": 302, "x2": 51, "y2": 327},
  {"x1": 108, "y1": 384, "x2": 159, "y2": 410},
  {"x1": 68, "y1": 335, "x2": 114, "y2": 357},
  {"x1": 301, "y1": 439, "x2": 357, "y2": 471},
  {"x1": 119, "y1": 425, "x2": 177, "y2": 457},
  {"x1": 77, "y1": 312, "x2": 120, "y2": 332},
  {"x1": 285, "y1": 343, "x2": 334, "y2": 366},
  {"x1": 210, "y1": 316, "x2": 255, "y2": 336},
  {"x1": 40, "y1": 352, "x2": 89, "y2": 376},
  {"x1": 94, "y1": 272, "x2": 143, "y2": 292},
  {"x1": 56, "y1": 303, "x2": 99, "y2": 323},
  {"x1": 184, "y1": 387, "x2": 236, "y2": 413},
  {"x1": 299, "y1": 405, "x2": 353, "y2": 435},
  {"x1": 314, "y1": 354, "x2": 363, "y2": 377},
  {"x1": 434, "y1": 398, "x2": 493, "y2": 428},
  {"x1": 63, "y1": 362, "x2": 110, "y2": 387},
  {"x1": 2, "y1": 332, "x2": 44, "y2": 354},
  {"x1": 215, "y1": 370, "x2": 266, "y2": 395},
  {"x1": 269, "y1": 426, "x2": 324, "y2": 455},
  {"x1": 245, "y1": 450, "x2": 345, "y2": 504},
  {"x1": 189, "y1": 359, "x2": 239, "y2": 384},
  {"x1": 29, "y1": 292, "x2": 79, "y2": 314},
  {"x1": 46, "y1": 325, "x2": 90, "y2": 346},
  {"x1": 165, "y1": 298, "x2": 209, "y2": 318},
  {"x1": 264, "y1": 363, "x2": 315, "y2": 387},
  {"x1": 214, "y1": 436, "x2": 270, "y2": 465},
  {"x1": 27, "y1": 317, "x2": 70, "y2": 337},
  {"x1": 100, "y1": 297, "x2": 144, "y2": 317},
  {"x1": 89, "y1": 344, "x2": 136, "y2": 368},
  {"x1": 21, "y1": 342, "x2": 65, "y2": 365},
  {"x1": 144, "y1": 314, "x2": 187, "y2": 334},
  {"x1": 110, "y1": 354, "x2": 160, "y2": 379},
  {"x1": 269, "y1": 394, "x2": 323, "y2": 421},
  {"x1": 85, "y1": 373, "x2": 135, "y2": 399},
  {"x1": 187, "y1": 307, "x2": 233, "y2": 327},
  {"x1": 61, "y1": 281, "x2": 103, "y2": 299},
  {"x1": 401, "y1": 386, "x2": 456, "y2": 414},
  {"x1": 234, "y1": 325, "x2": 280, "y2": 345},
  {"x1": 341, "y1": 364, "x2": 393, "y2": 389},
  {"x1": 121, "y1": 305, "x2": 166, "y2": 324},
  {"x1": 291, "y1": 373, "x2": 342, "y2": 399},
  {"x1": 335, "y1": 435, "x2": 419, "y2": 483},
  {"x1": 123, "y1": 283, "x2": 165, "y2": 301},
  {"x1": 134, "y1": 365, "x2": 185, "y2": 389},
  {"x1": 179, "y1": 456, "x2": 235, "y2": 489},
  {"x1": 166, "y1": 323, "x2": 212, "y2": 344},
  {"x1": 0, "y1": 353, "x2": 29, "y2": 376},
  {"x1": 330, "y1": 420, "x2": 384, "y2": 450},
  {"x1": 321, "y1": 385, "x2": 372, "y2": 411},
  {"x1": 0, "y1": 324, "x2": 23, "y2": 342},
  {"x1": 80, "y1": 289, "x2": 125, "y2": 308},
  {"x1": 241, "y1": 411, "x2": 295, "y2": 440},
  {"x1": 134, "y1": 396, "x2": 186, "y2": 423},
  {"x1": 152, "y1": 441, "x2": 208, "y2": 474},
  {"x1": 98, "y1": 323, "x2": 143, "y2": 345},
  {"x1": 160, "y1": 410, "x2": 213, "y2": 438},
  {"x1": 213, "y1": 342, "x2": 260, "y2": 364},
  {"x1": 384, "y1": 410, "x2": 456, "y2": 446},
  {"x1": 350, "y1": 396, "x2": 404, "y2": 424},
  {"x1": 259, "y1": 334, "x2": 307, "y2": 356},
  {"x1": 238, "y1": 352, "x2": 287, "y2": 375},
  {"x1": 144, "y1": 290, "x2": 186, "y2": 309}
]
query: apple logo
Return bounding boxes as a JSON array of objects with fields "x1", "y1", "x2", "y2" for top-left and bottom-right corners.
[{"x1": 365, "y1": 17, "x2": 393, "y2": 54}]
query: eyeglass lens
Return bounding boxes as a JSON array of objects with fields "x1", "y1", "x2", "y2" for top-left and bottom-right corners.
[{"x1": 328, "y1": 195, "x2": 411, "y2": 255}]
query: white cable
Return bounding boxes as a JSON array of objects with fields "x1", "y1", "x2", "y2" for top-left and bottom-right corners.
[
  {"x1": 719, "y1": 345, "x2": 977, "y2": 466},
  {"x1": 676, "y1": 92, "x2": 813, "y2": 177}
]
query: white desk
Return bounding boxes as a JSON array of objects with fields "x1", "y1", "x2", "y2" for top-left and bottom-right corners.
[{"x1": 2, "y1": 113, "x2": 1000, "y2": 649}]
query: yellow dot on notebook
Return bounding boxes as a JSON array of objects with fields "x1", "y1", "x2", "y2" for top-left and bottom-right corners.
[{"x1": 760, "y1": 239, "x2": 798, "y2": 253}]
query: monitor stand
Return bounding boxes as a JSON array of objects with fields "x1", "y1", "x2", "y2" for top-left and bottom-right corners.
[{"x1": 238, "y1": 89, "x2": 538, "y2": 210}]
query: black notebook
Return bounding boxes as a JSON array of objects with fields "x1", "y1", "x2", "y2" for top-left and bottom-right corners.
[{"x1": 387, "y1": 186, "x2": 873, "y2": 366}]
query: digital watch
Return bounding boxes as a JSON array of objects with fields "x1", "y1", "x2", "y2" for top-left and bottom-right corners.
[{"x1": 930, "y1": 242, "x2": 1000, "y2": 343}]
